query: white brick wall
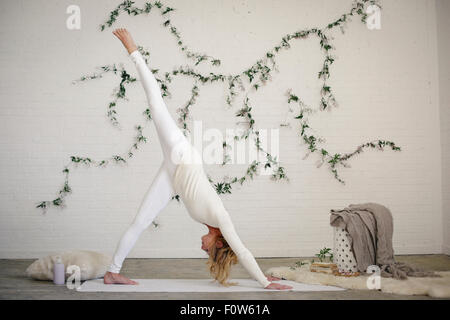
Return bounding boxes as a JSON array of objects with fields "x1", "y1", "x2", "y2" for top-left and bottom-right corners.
[
  {"x1": 436, "y1": 0, "x2": 450, "y2": 255},
  {"x1": 0, "y1": 0, "x2": 446, "y2": 258}
]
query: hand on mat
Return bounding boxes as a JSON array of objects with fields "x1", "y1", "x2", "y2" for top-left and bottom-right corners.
[
  {"x1": 264, "y1": 282, "x2": 293, "y2": 290},
  {"x1": 266, "y1": 275, "x2": 282, "y2": 281}
]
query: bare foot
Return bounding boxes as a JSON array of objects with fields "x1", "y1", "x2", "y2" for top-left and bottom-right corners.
[
  {"x1": 112, "y1": 28, "x2": 138, "y2": 55},
  {"x1": 103, "y1": 271, "x2": 139, "y2": 285}
]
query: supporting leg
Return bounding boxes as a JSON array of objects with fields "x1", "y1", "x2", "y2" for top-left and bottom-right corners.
[{"x1": 105, "y1": 162, "x2": 175, "y2": 283}]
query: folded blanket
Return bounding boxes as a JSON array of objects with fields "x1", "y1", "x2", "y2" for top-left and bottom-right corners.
[{"x1": 330, "y1": 202, "x2": 438, "y2": 280}]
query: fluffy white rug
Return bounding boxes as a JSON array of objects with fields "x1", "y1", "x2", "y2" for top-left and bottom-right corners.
[
  {"x1": 26, "y1": 250, "x2": 111, "y2": 281},
  {"x1": 77, "y1": 278, "x2": 346, "y2": 293},
  {"x1": 266, "y1": 265, "x2": 450, "y2": 298}
]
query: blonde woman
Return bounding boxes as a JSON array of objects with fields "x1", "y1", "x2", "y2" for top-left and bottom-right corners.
[{"x1": 104, "y1": 29, "x2": 292, "y2": 290}]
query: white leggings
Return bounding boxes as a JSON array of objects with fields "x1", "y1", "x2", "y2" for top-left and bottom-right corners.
[{"x1": 108, "y1": 50, "x2": 191, "y2": 273}]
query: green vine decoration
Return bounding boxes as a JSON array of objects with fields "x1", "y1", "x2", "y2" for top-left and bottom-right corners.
[
  {"x1": 176, "y1": 82, "x2": 200, "y2": 135},
  {"x1": 36, "y1": 124, "x2": 150, "y2": 211},
  {"x1": 100, "y1": 0, "x2": 221, "y2": 67},
  {"x1": 37, "y1": 0, "x2": 399, "y2": 230},
  {"x1": 288, "y1": 247, "x2": 334, "y2": 270},
  {"x1": 285, "y1": 90, "x2": 401, "y2": 184}
]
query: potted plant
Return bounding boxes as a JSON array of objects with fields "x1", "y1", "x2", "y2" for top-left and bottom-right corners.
[{"x1": 310, "y1": 247, "x2": 338, "y2": 274}]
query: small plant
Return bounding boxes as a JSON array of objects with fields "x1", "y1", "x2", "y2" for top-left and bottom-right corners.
[
  {"x1": 289, "y1": 260, "x2": 310, "y2": 270},
  {"x1": 315, "y1": 247, "x2": 334, "y2": 263}
]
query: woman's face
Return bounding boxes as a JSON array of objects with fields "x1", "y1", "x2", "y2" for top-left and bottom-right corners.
[
  {"x1": 201, "y1": 226, "x2": 223, "y2": 253},
  {"x1": 201, "y1": 232, "x2": 216, "y2": 253}
]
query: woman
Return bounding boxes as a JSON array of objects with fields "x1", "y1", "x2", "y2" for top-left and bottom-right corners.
[{"x1": 104, "y1": 29, "x2": 292, "y2": 290}]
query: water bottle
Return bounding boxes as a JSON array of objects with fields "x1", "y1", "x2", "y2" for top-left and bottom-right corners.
[{"x1": 53, "y1": 256, "x2": 65, "y2": 285}]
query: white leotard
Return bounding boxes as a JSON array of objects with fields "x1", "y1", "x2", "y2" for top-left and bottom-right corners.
[
  {"x1": 108, "y1": 50, "x2": 271, "y2": 288},
  {"x1": 173, "y1": 146, "x2": 271, "y2": 288}
]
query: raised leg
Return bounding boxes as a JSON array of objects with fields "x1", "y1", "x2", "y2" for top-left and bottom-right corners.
[{"x1": 113, "y1": 28, "x2": 190, "y2": 176}]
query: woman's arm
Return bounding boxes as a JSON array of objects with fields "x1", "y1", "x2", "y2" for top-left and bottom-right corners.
[
  {"x1": 216, "y1": 210, "x2": 271, "y2": 288},
  {"x1": 216, "y1": 208, "x2": 292, "y2": 290}
]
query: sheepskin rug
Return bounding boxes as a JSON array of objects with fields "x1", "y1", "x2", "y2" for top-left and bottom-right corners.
[
  {"x1": 266, "y1": 264, "x2": 450, "y2": 298},
  {"x1": 26, "y1": 250, "x2": 111, "y2": 281}
]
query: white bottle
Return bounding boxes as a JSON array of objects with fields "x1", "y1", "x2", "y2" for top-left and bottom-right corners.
[{"x1": 53, "y1": 256, "x2": 65, "y2": 285}]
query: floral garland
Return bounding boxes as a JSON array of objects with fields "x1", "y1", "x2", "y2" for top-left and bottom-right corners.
[{"x1": 36, "y1": 0, "x2": 401, "y2": 229}]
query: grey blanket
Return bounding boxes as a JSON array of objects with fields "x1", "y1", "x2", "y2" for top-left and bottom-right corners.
[{"x1": 330, "y1": 202, "x2": 438, "y2": 280}]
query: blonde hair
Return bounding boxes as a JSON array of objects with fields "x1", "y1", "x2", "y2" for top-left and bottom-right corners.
[{"x1": 206, "y1": 235, "x2": 238, "y2": 287}]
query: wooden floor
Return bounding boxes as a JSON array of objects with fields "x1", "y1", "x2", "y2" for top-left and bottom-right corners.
[{"x1": 1, "y1": 255, "x2": 449, "y2": 300}]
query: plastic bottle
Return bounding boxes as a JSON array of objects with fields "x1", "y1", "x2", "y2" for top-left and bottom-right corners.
[{"x1": 53, "y1": 256, "x2": 65, "y2": 285}]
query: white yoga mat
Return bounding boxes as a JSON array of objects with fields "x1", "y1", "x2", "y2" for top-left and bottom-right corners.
[{"x1": 77, "y1": 278, "x2": 346, "y2": 292}]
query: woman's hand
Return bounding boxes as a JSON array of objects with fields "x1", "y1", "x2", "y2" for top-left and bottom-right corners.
[
  {"x1": 264, "y1": 275, "x2": 292, "y2": 290},
  {"x1": 264, "y1": 282, "x2": 293, "y2": 290}
]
